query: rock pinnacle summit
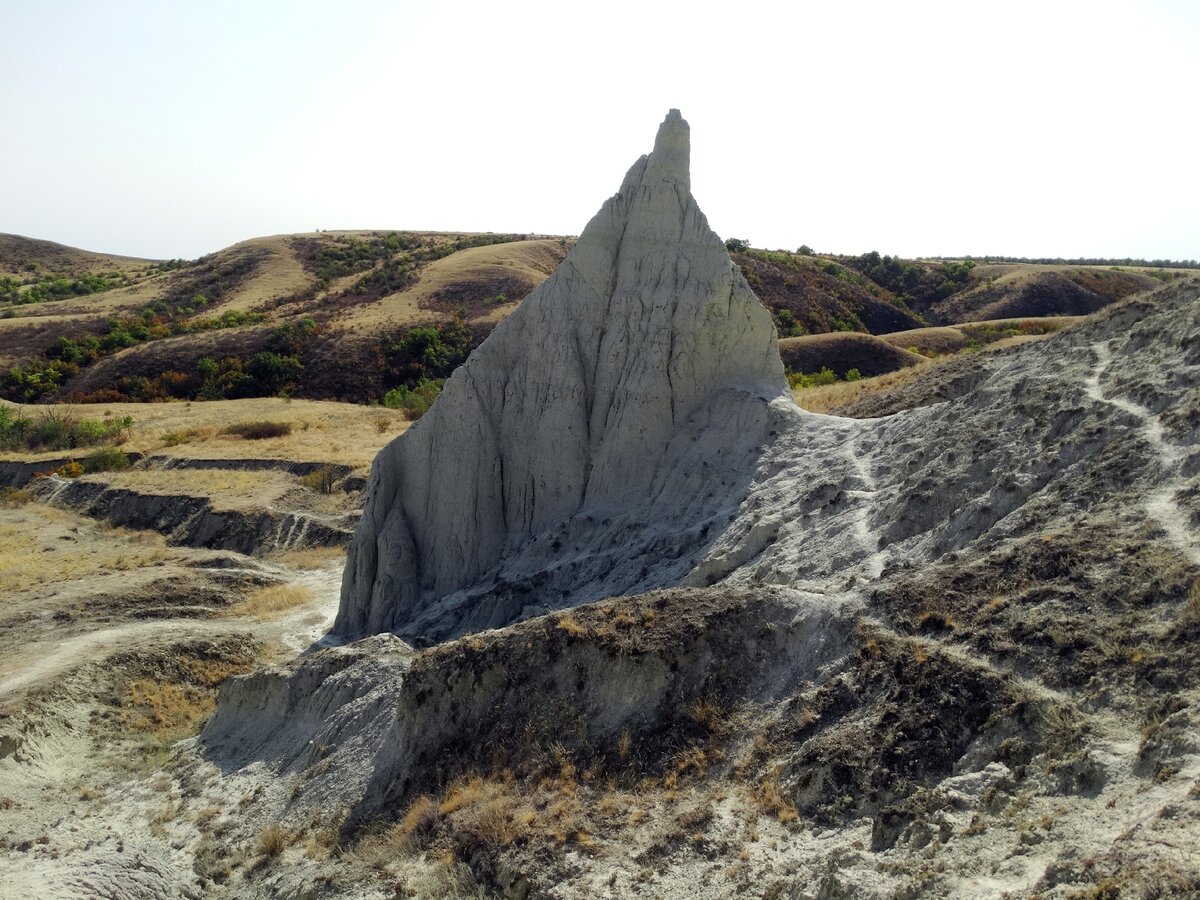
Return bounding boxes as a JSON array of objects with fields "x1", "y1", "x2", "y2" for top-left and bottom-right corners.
[{"x1": 335, "y1": 109, "x2": 787, "y2": 641}]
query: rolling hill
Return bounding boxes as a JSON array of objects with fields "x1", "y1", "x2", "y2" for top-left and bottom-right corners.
[{"x1": 0, "y1": 232, "x2": 1180, "y2": 407}]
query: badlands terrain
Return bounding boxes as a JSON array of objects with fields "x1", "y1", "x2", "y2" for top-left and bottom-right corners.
[{"x1": 0, "y1": 109, "x2": 1198, "y2": 900}]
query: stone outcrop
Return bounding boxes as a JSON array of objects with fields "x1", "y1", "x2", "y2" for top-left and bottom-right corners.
[{"x1": 336, "y1": 109, "x2": 787, "y2": 641}]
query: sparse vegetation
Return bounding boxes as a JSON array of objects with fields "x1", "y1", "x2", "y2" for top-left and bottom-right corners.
[
  {"x1": 255, "y1": 823, "x2": 291, "y2": 859},
  {"x1": 0, "y1": 405, "x2": 133, "y2": 450},
  {"x1": 298, "y1": 465, "x2": 339, "y2": 494},
  {"x1": 230, "y1": 583, "x2": 314, "y2": 621},
  {"x1": 270, "y1": 547, "x2": 345, "y2": 570},
  {"x1": 786, "y1": 366, "x2": 839, "y2": 389},
  {"x1": 119, "y1": 680, "x2": 218, "y2": 743},
  {"x1": 223, "y1": 421, "x2": 293, "y2": 440},
  {"x1": 0, "y1": 487, "x2": 31, "y2": 508},
  {"x1": 81, "y1": 446, "x2": 131, "y2": 473},
  {"x1": 382, "y1": 378, "x2": 443, "y2": 420}
]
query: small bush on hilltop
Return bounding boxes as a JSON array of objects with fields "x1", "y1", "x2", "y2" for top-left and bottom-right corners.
[
  {"x1": 82, "y1": 446, "x2": 131, "y2": 473},
  {"x1": 223, "y1": 421, "x2": 292, "y2": 440},
  {"x1": 299, "y1": 465, "x2": 339, "y2": 494},
  {"x1": 787, "y1": 367, "x2": 840, "y2": 389}
]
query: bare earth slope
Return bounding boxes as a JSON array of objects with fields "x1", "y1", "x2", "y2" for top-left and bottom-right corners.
[
  {"x1": 194, "y1": 113, "x2": 1200, "y2": 897},
  {"x1": 195, "y1": 276, "x2": 1200, "y2": 900}
]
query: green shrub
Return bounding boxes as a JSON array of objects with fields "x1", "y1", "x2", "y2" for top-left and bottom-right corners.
[
  {"x1": 299, "y1": 465, "x2": 338, "y2": 494},
  {"x1": 787, "y1": 367, "x2": 840, "y2": 390},
  {"x1": 76, "y1": 416, "x2": 132, "y2": 446},
  {"x1": 246, "y1": 352, "x2": 302, "y2": 396},
  {"x1": 382, "y1": 379, "x2": 443, "y2": 420},
  {"x1": 774, "y1": 308, "x2": 806, "y2": 338},
  {"x1": 845, "y1": 368, "x2": 862, "y2": 382},
  {"x1": 223, "y1": 421, "x2": 292, "y2": 440},
  {"x1": 82, "y1": 446, "x2": 131, "y2": 473},
  {"x1": 724, "y1": 238, "x2": 751, "y2": 253},
  {"x1": 4, "y1": 411, "x2": 132, "y2": 451},
  {"x1": 385, "y1": 322, "x2": 469, "y2": 384},
  {"x1": 0, "y1": 405, "x2": 30, "y2": 449}
]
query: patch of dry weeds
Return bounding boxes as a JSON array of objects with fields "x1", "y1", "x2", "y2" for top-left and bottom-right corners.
[
  {"x1": 230, "y1": 583, "x2": 314, "y2": 621},
  {"x1": 269, "y1": 546, "x2": 345, "y2": 570},
  {"x1": 0, "y1": 505, "x2": 168, "y2": 593}
]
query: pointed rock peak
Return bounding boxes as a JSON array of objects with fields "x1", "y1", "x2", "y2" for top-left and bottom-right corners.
[
  {"x1": 645, "y1": 108, "x2": 690, "y2": 189},
  {"x1": 335, "y1": 107, "x2": 784, "y2": 642}
]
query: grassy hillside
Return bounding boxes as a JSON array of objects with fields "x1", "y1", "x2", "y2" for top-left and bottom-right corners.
[
  {"x1": 0, "y1": 231, "x2": 569, "y2": 405},
  {"x1": 927, "y1": 264, "x2": 1163, "y2": 322},
  {"x1": 1, "y1": 231, "x2": 1173, "y2": 409}
]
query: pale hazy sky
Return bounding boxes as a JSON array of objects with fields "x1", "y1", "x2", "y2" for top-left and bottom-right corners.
[{"x1": 3, "y1": 0, "x2": 1198, "y2": 261}]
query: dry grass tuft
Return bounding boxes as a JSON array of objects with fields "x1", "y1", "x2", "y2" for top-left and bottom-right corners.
[
  {"x1": 230, "y1": 583, "x2": 314, "y2": 621},
  {"x1": 555, "y1": 614, "x2": 586, "y2": 636},
  {"x1": 256, "y1": 823, "x2": 291, "y2": 859},
  {"x1": 0, "y1": 487, "x2": 30, "y2": 508},
  {"x1": 161, "y1": 426, "x2": 216, "y2": 447},
  {"x1": 270, "y1": 546, "x2": 345, "y2": 570},
  {"x1": 755, "y1": 769, "x2": 799, "y2": 823},
  {"x1": 689, "y1": 695, "x2": 726, "y2": 733},
  {"x1": 1183, "y1": 576, "x2": 1200, "y2": 626},
  {"x1": 119, "y1": 680, "x2": 217, "y2": 742}
]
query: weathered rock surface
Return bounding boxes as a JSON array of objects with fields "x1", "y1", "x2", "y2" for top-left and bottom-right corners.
[
  {"x1": 27, "y1": 475, "x2": 354, "y2": 554},
  {"x1": 337, "y1": 109, "x2": 786, "y2": 641},
  {"x1": 199, "y1": 277, "x2": 1200, "y2": 899}
]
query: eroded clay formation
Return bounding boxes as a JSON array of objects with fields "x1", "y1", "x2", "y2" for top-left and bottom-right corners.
[{"x1": 336, "y1": 109, "x2": 787, "y2": 642}]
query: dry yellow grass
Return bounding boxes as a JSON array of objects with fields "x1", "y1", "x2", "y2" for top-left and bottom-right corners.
[
  {"x1": 755, "y1": 769, "x2": 799, "y2": 823},
  {"x1": 0, "y1": 397, "x2": 408, "y2": 468},
  {"x1": 119, "y1": 679, "x2": 217, "y2": 743},
  {"x1": 340, "y1": 238, "x2": 566, "y2": 331},
  {"x1": 212, "y1": 236, "x2": 312, "y2": 313},
  {"x1": 104, "y1": 467, "x2": 284, "y2": 498},
  {"x1": 791, "y1": 331, "x2": 1061, "y2": 414},
  {"x1": 791, "y1": 362, "x2": 933, "y2": 414},
  {"x1": 256, "y1": 823, "x2": 292, "y2": 859},
  {"x1": 230, "y1": 583, "x2": 314, "y2": 621},
  {"x1": 269, "y1": 546, "x2": 346, "y2": 570},
  {"x1": 0, "y1": 505, "x2": 168, "y2": 593}
]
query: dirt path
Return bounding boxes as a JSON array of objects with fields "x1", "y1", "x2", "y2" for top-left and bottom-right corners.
[
  {"x1": 0, "y1": 562, "x2": 344, "y2": 701},
  {"x1": 1083, "y1": 338, "x2": 1200, "y2": 565}
]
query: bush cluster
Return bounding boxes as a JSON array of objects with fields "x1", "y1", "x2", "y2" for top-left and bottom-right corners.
[
  {"x1": 382, "y1": 378, "x2": 443, "y2": 420},
  {"x1": 223, "y1": 421, "x2": 292, "y2": 440},
  {"x1": 1, "y1": 252, "x2": 271, "y2": 403},
  {"x1": 299, "y1": 465, "x2": 339, "y2": 494},
  {"x1": 787, "y1": 367, "x2": 861, "y2": 390},
  {"x1": 0, "y1": 271, "x2": 126, "y2": 306},
  {"x1": 846, "y1": 251, "x2": 975, "y2": 308},
  {"x1": 0, "y1": 405, "x2": 133, "y2": 451}
]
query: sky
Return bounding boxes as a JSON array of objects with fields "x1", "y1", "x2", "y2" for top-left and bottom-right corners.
[{"x1": 2, "y1": 0, "x2": 1198, "y2": 261}]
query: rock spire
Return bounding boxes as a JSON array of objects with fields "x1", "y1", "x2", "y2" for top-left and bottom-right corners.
[{"x1": 335, "y1": 109, "x2": 787, "y2": 641}]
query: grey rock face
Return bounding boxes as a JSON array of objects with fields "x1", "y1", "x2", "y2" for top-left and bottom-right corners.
[{"x1": 336, "y1": 110, "x2": 787, "y2": 641}]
